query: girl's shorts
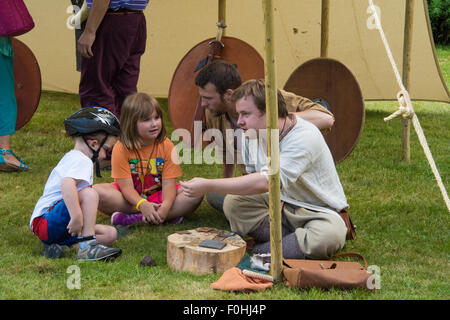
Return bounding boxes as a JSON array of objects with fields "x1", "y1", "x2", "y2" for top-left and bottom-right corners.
[
  {"x1": 32, "y1": 200, "x2": 79, "y2": 246},
  {"x1": 111, "y1": 182, "x2": 181, "y2": 204}
]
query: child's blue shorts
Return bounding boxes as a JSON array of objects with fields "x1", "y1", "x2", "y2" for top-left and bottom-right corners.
[{"x1": 32, "y1": 200, "x2": 79, "y2": 246}]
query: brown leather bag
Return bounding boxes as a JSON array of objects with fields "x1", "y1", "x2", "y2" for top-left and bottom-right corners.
[{"x1": 282, "y1": 253, "x2": 375, "y2": 291}]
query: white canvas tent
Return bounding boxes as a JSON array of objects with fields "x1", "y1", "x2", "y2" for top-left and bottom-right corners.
[{"x1": 18, "y1": 0, "x2": 449, "y2": 102}]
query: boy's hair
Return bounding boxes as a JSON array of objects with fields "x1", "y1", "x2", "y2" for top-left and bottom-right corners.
[
  {"x1": 195, "y1": 60, "x2": 242, "y2": 97},
  {"x1": 231, "y1": 79, "x2": 288, "y2": 118},
  {"x1": 120, "y1": 92, "x2": 166, "y2": 151}
]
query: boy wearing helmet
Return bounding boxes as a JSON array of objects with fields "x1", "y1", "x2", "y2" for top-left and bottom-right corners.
[{"x1": 30, "y1": 107, "x2": 122, "y2": 261}]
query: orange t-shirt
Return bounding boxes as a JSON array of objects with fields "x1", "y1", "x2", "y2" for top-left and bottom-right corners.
[{"x1": 111, "y1": 138, "x2": 182, "y2": 197}]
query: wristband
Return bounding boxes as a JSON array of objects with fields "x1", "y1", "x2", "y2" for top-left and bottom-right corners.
[{"x1": 136, "y1": 198, "x2": 147, "y2": 212}]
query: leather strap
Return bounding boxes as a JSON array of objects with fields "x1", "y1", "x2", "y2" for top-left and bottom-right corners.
[
  {"x1": 279, "y1": 113, "x2": 297, "y2": 142},
  {"x1": 339, "y1": 210, "x2": 357, "y2": 240},
  {"x1": 330, "y1": 252, "x2": 368, "y2": 269}
]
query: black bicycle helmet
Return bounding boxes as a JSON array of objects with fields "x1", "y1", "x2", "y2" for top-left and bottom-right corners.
[
  {"x1": 64, "y1": 107, "x2": 120, "y2": 137},
  {"x1": 64, "y1": 107, "x2": 120, "y2": 178}
]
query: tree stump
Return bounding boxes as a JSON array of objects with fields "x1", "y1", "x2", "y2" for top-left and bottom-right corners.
[{"x1": 167, "y1": 228, "x2": 247, "y2": 275}]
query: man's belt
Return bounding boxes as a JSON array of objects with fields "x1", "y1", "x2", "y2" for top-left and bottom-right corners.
[{"x1": 106, "y1": 7, "x2": 142, "y2": 14}]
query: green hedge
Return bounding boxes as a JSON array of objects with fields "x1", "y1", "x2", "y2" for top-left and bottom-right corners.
[{"x1": 427, "y1": 0, "x2": 450, "y2": 45}]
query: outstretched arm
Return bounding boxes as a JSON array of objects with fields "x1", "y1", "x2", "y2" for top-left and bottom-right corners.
[{"x1": 180, "y1": 172, "x2": 268, "y2": 198}]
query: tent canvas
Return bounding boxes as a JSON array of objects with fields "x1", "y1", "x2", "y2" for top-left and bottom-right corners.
[{"x1": 17, "y1": 0, "x2": 449, "y2": 102}]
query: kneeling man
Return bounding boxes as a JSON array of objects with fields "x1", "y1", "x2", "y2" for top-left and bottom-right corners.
[{"x1": 181, "y1": 79, "x2": 348, "y2": 259}]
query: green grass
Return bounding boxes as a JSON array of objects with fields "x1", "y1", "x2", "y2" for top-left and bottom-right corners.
[{"x1": 0, "y1": 48, "x2": 449, "y2": 300}]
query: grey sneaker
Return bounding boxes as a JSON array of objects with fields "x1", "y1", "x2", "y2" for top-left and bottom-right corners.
[
  {"x1": 43, "y1": 243, "x2": 69, "y2": 259},
  {"x1": 77, "y1": 240, "x2": 122, "y2": 262}
]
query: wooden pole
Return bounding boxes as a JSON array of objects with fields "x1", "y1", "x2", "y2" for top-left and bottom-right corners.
[
  {"x1": 320, "y1": 0, "x2": 330, "y2": 57},
  {"x1": 218, "y1": 0, "x2": 226, "y2": 36},
  {"x1": 262, "y1": 0, "x2": 283, "y2": 283},
  {"x1": 402, "y1": 0, "x2": 414, "y2": 162}
]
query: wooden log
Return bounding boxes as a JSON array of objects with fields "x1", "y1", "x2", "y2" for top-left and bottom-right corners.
[{"x1": 167, "y1": 228, "x2": 246, "y2": 275}]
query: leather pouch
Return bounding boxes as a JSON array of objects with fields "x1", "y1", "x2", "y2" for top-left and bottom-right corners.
[{"x1": 283, "y1": 253, "x2": 375, "y2": 291}]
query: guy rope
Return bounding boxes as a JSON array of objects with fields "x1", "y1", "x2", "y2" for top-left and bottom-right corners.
[{"x1": 368, "y1": 0, "x2": 449, "y2": 212}]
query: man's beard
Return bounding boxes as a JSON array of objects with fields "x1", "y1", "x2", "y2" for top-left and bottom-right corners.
[{"x1": 211, "y1": 110, "x2": 226, "y2": 117}]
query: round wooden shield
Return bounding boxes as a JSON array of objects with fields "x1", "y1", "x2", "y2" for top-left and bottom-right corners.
[
  {"x1": 168, "y1": 36, "x2": 264, "y2": 141},
  {"x1": 284, "y1": 58, "x2": 365, "y2": 163},
  {"x1": 12, "y1": 38, "x2": 42, "y2": 131}
]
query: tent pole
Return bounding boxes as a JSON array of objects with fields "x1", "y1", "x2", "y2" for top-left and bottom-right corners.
[
  {"x1": 262, "y1": 0, "x2": 283, "y2": 283},
  {"x1": 321, "y1": 0, "x2": 330, "y2": 57},
  {"x1": 402, "y1": 0, "x2": 414, "y2": 162},
  {"x1": 218, "y1": 0, "x2": 226, "y2": 36}
]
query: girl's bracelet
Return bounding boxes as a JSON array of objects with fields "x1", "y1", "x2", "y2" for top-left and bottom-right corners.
[{"x1": 136, "y1": 198, "x2": 147, "y2": 212}]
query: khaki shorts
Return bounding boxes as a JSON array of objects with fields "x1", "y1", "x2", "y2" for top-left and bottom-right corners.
[{"x1": 223, "y1": 193, "x2": 347, "y2": 259}]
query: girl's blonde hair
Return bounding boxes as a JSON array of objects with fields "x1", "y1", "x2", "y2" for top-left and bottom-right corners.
[{"x1": 119, "y1": 92, "x2": 167, "y2": 151}]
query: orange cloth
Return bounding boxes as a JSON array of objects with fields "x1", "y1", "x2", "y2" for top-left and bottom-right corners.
[
  {"x1": 210, "y1": 267, "x2": 273, "y2": 292},
  {"x1": 111, "y1": 139, "x2": 182, "y2": 196}
]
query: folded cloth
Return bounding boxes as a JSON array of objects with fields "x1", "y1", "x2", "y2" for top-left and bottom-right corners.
[{"x1": 210, "y1": 267, "x2": 273, "y2": 292}]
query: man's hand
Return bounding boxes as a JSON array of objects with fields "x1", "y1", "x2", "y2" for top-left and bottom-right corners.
[
  {"x1": 180, "y1": 178, "x2": 209, "y2": 198},
  {"x1": 77, "y1": 31, "x2": 96, "y2": 58},
  {"x1": 140, "y1": 202, "x2": 164, "y2": 225},
  {"x1": 67, "y1": 215, "x2": 83, "y2": 237},
  {"x1": 76, "y1": 0, "x2": 111, "y2": 58}
]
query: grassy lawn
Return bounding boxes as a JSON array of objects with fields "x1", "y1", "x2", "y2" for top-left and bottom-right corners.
[{"x1": 0, "y1": 47, "x2": 448, "y2": 300}]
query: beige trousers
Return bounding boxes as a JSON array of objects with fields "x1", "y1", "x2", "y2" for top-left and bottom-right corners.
[{"x1": 223, "y1": 193, "x2": 347, "y2": 259}]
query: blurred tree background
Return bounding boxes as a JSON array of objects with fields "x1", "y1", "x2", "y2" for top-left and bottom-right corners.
[{"x1": 427, "y1": 0, "x2": 450, "y2": 45}]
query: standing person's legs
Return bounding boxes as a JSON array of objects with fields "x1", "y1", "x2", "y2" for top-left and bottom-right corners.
[
  {"x1": 0, "y1": 52, "x2": 30, "y2": 171},
  {"x1": 113, "y1": 13, "x2": 147, "y2": 115},
  {"x1": 79, "y1": 17, "x2": 117, "y2": 115},
  {"x1": 79, "y1": 13, "x2": 146, "y2": 117}
]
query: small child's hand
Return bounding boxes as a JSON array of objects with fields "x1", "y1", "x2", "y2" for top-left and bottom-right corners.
[
  {"x1": 67, "y1": 216, "x2": 83, "y2": 237},
  {"x1": 141, "y1": 202, "x2": 163, "y2": 225},
  {"x1": 155, "y1": 205, "x2": 169, "y2": 222}
]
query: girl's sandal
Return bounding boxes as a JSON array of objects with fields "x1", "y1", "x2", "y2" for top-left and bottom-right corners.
[{"x1": 0, "y1": 149, "x2": 30, "y2": 172}]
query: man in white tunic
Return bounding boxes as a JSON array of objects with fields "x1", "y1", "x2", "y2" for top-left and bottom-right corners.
[{"x1": 181, "y1": 80, "x2": 348, "y2": 259}]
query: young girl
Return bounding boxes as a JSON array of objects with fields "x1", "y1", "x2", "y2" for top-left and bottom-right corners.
[{"x1": 94, "y1": 93, "x2": 203, "y2": 226}]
